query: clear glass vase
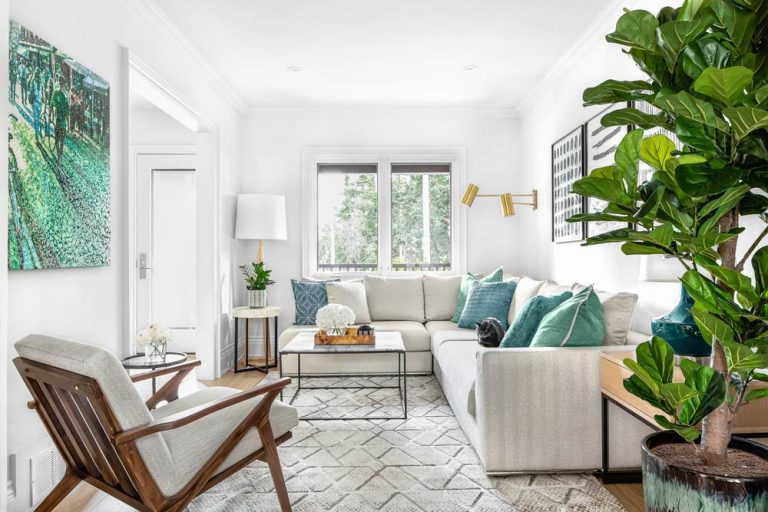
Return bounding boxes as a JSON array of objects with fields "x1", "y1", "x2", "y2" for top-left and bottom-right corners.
[{"x1": 144, "y1": 339, "x2": 167, "y2": 363}]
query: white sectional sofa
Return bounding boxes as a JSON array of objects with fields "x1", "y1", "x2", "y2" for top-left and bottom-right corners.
[{"x1": 278, "y1": 274, "x2": 654, "y2": 473}]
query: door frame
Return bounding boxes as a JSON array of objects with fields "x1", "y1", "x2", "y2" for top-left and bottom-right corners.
[{"x1": 124, "y1": 49, "x2": 221, "y2": 380}]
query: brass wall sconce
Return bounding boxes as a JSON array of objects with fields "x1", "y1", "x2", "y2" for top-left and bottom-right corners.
[{"x1": 460, "y1": 184, "x2": 538, "y2": 217}]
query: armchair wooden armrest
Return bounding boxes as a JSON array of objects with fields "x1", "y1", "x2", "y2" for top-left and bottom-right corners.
[
  {"x1": 115, "y1": 377, "x2": 292, "y2": 445},
  {"x1": 129, "y1": 359, "x2": 201, "y2": 410}
]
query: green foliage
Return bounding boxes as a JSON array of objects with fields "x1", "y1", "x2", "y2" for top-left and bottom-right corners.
[
  {"x1": 572, "y1": 0, "x2": 768, "y2": 445},
  {"x1": 240, "y1": 261, "x2": 275, "y2": 291}
]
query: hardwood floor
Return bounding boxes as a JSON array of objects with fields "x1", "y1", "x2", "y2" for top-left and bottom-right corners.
[{"x1": 55, "y1": 367, "x2": 646, "y2": 511}]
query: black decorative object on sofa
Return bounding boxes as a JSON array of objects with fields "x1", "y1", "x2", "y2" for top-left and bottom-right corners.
[{"x1": 476, "y1": 318, "x2": 505, "y2": 347}]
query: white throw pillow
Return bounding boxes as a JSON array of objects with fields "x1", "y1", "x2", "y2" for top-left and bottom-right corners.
[
  {"x1": 364, "y1": 275, "x2": 425, "y2": 322},
  {"x1": 508, "y1": 276, "x2": 546, "y2": 325},
  {"x1": 325, "y1": 281, "x2": 371, "y2": 324},
  {"x1": 538, "y1": 280, "x2": 573, "y2": 297},
  {"x1": 572, "y1": 283, "x2": 639, "y2": 345},
  {"x1": 423, "y1": 275, "x2": 463, "y2": 321}
]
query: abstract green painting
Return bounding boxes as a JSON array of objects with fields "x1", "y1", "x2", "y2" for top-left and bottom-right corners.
[{"x1": 8, "y1": 21, "x2": 110, "y2": 270}]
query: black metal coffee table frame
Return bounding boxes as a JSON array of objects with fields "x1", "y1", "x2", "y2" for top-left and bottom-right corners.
[{"x1": 279, "y1": 349, "x2": 407, "y2": 421}]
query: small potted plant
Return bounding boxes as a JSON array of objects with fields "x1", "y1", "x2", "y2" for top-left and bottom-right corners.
[
  {"x1": 136, "y1": 324, "x2": 170, "y2": 363},
  {"x1": 240, "y1": 261, "x2": 275, "y2": 308},
  {"x1": 570, "y1": 1, "x2": 768, "y2": 509}
]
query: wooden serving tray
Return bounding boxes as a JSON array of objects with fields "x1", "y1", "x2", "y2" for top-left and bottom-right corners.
[{"x1": 314, "y1": 328, "x2": 375, "y2": 345}]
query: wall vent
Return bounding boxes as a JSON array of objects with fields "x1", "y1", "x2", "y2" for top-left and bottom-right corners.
[{"x1": 30, "y1": 448, "x2": 65, "y2": 506}]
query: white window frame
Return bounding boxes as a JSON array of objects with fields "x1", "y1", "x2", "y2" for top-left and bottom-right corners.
[{"x1": 302, "y1": 146, "x2": 467, "y2": 278}]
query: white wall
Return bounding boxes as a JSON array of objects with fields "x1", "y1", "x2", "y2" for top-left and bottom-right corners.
[
  {"x1": 513, "y1": 0, "x2": 766, "y2": 333},
  {"x1": 129, "y1": 105, "x2": 196, "y2": 145},
  {"x1": 6, "y1": 0, "x2": 243, "y2": 507},
  {"x1": 1, "y1": 0, "x2": 10, "y2": 509},
  {"x1": 240, "y1": 107, "x2": 520, "y2": 331}
]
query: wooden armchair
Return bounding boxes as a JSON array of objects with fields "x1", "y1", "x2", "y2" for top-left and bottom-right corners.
[{"x1": 14, "y1": 334, "x2": 297, "y2": 512}]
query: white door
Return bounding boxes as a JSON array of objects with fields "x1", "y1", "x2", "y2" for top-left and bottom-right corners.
[{"x1": 135, "y1": 153, "x2": 198, "y2": 353}]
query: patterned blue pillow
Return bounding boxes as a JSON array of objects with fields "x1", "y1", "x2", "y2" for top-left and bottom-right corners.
[
  {"x1": 457, "y1": 280, "x2": 516, "y2": 330},
  {"x1": 291, "y1": 279, "x2": 337, "y2": 325},
  {"x1": 500, "y1": 291, "x2": 573, "y2": 348}
]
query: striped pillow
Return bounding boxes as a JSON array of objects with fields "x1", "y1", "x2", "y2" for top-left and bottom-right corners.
[{"x1": 457, "y1": 280, "x2": 516, "y2": 331}]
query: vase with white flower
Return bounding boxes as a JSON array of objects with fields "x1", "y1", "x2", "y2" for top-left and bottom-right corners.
[
  {"x1": 136, "y1": 324, "x2": 170, "y2": 363},
  {"x1": 315, "y1": 304, "x2": 355, "y2": 336}
]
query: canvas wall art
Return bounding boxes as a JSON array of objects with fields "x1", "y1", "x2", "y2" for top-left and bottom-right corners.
[
  {"x1": 551, "y1": 125, "x2": 585, "y2": 243},
  {"x1": 8, "y1": 21, "x2": 110, "y2": 270},
  {"x1": 585, "y1": 104, "x2": 628, "y2": 237}
]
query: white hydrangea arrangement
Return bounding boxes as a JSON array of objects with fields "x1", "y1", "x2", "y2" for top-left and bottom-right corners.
[
  {"x1": 136, "y1": 323, "x2": 170, "y2": 361},
  {"x1": 315, "y1": 304, "x2": 355, "y2": 335}
]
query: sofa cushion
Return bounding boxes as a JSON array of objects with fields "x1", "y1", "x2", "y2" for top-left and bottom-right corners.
[
  {"x1": 530, "y1": 286, "x2": 606, "y2": 347},
  {"x1": 458, "y1": 280, "x2": 516, "y2": 330},
  {"x1": 364, "y1": 275, "x2": 425, "y2": 322},
  {"x1": 434, "y1": 340, "x2": 480, "y2": 416},
  {"x1": 326, "y1": 281, "x2": 371, "y2": 323},
  {"x1": 573, "y1": 283, "x2": 639, "y2": 345},
  {"x1": 423, "y1": 275, "x2": 462, "y2": 321},
  {"x1": 508, "y1": 277, "x2": 546, "y2": 325},
  {"x1": 291, "y1": 279, "x2": 337, "y2": 325},
  {"x1": 369, "y1": 321, "x2": 431, "y2": 351},
  {"x1": 428, "y1": 325, "x2": 476, "y2": 356},
  {"x1": 451, "y1": 267, "x2": 504, "y2": 322},
  {"x1": 538, "y1": 280, "x2": 573, "y2": 297},
  {"x1": 500, "y1": 291, "x2": 573, "y2": 348}
]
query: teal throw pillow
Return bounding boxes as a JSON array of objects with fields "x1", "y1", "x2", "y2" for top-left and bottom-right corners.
[
  {"x1": 500, "y1": 291, "x2": 573, "y2": 348},
  {"x1": 457, "y1": 280, "x2": 516, "y2": 330},
  {"x1": 530, "y1": 285, "x2": 606, "y2": 347},
  {"x1": 291, "y1": 279, "x2": 338, "y2": 325},
  {"x1": 451, "y1": 266, "x2": 504, "y2": 323}
]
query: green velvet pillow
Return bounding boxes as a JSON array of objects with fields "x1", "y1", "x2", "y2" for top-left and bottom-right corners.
[
  {"x1": 530, "y1": 285, "x2": 606, "y2": 347},
  {"x1": 500, "y1": 291, "x2": 573, "y2": 348},
  {"x1": 451, "y1": 266, "x2": 504, "y2": 323},
  {"x1": 457, "y1": 280, "x2": 516, "y2": 330}
]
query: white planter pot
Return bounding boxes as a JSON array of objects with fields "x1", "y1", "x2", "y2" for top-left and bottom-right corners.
[{"x1": 249, "y1": 289, "x2": 267, "y2": 308}]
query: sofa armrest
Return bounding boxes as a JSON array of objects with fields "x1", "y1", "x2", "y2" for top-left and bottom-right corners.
[{"x1": 473, "y1": 345, "x2": 636, "y2": 472}]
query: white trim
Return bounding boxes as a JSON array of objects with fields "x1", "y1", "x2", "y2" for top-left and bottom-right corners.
[
  {"x1": 514, "y1": 0, "x2": 643, "y2": 115},
  {"x1": 123, "y1": 0, "x2": 247, "y2": 114},
  {"x1": 301, "y1": 146, "x2": 467, "y2": 278}
]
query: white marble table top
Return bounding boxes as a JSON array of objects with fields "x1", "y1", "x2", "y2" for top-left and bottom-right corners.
[{"x1": 280, "y1": 331, "x2": 405, "y2": 353}]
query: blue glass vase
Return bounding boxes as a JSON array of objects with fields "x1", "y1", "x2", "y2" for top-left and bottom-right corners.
[{"x1": 650, "y1": 286, "x2": 711, "y2": 357}]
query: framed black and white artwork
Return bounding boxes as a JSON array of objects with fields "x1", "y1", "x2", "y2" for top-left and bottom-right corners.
[
  {"x1": 585, "y1": 103, "x2": 629, "y2": 237},
  {"x1": 551, "y1": 125, "x2": 585, "y2": 243}
]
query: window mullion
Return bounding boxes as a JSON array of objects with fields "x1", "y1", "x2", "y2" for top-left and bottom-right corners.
[{"x1": 379, "y1": 157, "x2": 392, "y2": 275}]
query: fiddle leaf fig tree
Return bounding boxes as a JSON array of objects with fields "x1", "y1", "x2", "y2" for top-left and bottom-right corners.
[{"x1": 569, "y1": 0, "x2": 768, "y2": 466}]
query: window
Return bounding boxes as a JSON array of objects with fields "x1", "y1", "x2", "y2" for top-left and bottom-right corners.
[{"x1": 303, "y1": 147, "x2": 465, "y2": 277}]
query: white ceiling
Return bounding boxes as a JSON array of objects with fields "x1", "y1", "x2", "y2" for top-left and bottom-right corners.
[{"x1": 155, "y1": 0, "x2": 611, "y2": 108}]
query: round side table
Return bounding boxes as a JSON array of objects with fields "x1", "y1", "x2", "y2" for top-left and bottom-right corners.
[
  {"x1": 232, "y1": 305, "x2": 281, "y2": 374},
  {"x1": 121, "y1": 352, "x2": 188, "y2": 393}
]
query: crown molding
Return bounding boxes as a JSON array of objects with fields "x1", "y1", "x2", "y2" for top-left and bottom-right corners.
[
  {"x1": 123, "y1": 0, "x2": 247, "y2": 114},
  {"x1": 514, "y1": 0, "x2": 645, "y2": 116},
  {"x1": 247, "y1": 106, "x2": 519, "y2": 119}
]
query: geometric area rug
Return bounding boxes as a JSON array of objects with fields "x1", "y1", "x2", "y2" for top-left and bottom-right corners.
[{"x1": 189, "y1": 375, "x2": 626, "y2": 511}]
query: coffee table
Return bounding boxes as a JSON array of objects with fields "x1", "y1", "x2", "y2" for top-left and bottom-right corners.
[{"x1": 279, "y1": 331, "x2": 407, "y2": 420}]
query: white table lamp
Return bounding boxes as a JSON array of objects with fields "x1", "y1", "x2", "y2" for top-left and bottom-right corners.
[{"x1": 235, "y1": 194, "x2": 288, "y2": 263}]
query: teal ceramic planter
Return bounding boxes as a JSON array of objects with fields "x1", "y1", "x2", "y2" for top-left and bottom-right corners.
[
  {"x1": 642, "y1": 431, "x2": 768, "y2": 512},
  {"x1": 651, "y1": 286, "x2": 711, "y2": 357}
]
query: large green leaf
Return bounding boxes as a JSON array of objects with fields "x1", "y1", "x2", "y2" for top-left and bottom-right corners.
[
  {"x1": 630, "y1": 48, "x2": 673, "y2": 85},
  {"x1": 682, "y1": 35, "x2": 733, "y2": 79},
  {"x1": 746, "y1": 387, "x2": 768, "y2": 402},
  {"x1": 640, "y1": 134, "x2": 677, "y2": 172},
  {"x1": 711, "y1": 0, "x2": 757, "y2": 54},
  {"x1": 624, "y1": 375, "x2": 672, "y2": 413},
  {"x1": 695, "y1": 254, "x2": 759, "y2": 305},
  {"x1": 583, "y1": 79, "x2": 657, "y2": 106},
  {"x1": 723, "y1": 107, "x2": 768, "y2": 141},
  {"x1": 567, "y1": 212, "x2": 634, "y2": 223},
  {"x1": 693, "y1": 66, "x2": 753, "y2": 107},
  {"x1": 679, "y1": 0, "x2": 707, "y2": 21},
  {"x1": 615, "y1": 129, "x2": 643, "y2": 195},
  {"x1": 675, "y1": 163, "x2": 742, "y2": 197},
  {"x1": 752, "y1": 246, "x2": 768, "y2": 294},
  {"x1": 602, "y1": 107, "x2": 669, "y2": 130},
  {"x1": 636, "y1": 337, "x2": 675, "y2": 384},
  {"x1": 624, "y1": 358, "x2": 662, "y2": 396},
  {"x1": 657, "y1": 15, "x2": 716, "y2": 71},
  {"x1": 606, "y1": 10, "x2": 660, "y2": 52},
  {"x1": 698, "y1": 184, "x2": 751, "y2": 217},
  {"x1": 654, "y1": 415, "x2": 702, "y2": 442},
  {"x1": 659, "y1": 195, "x2": 695, "y2": 230},
  {"x1": 572, "y1": 177, "x2": 633, "y2": 206},
  {"x1": 681, "y1": 269, "x2": 723, "y2": 312},
  {"x1": 635, "y1": 185, "x2": 666, "y2": 221},
  {"x1": 654, "y1": 89, "x2": 731, "y2": 131},
  {"x1": 691, "y1": 305, "x2": 735, "y2": 343},
  {"x1": 675, "y1": 117, "x2": 724, "y2": 154},
  {"x1": 740, "y1": 191, "x2": 768, "y2": 216},
  {"x1": 722, "y1": 340, "x2": 768, "y2": 372},
  {"x1": 661, "y1": 382, "x2": 699, "y2": 407},
  {"x1": 621, "y1": 242, "x2": 669, "y2": 255},
  {"x1": 679, "y1": 365, "x2": 727, "y2": 425}
]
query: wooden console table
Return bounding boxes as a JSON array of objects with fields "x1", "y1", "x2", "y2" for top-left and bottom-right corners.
[{"x1": 599, "y1": 351, "x2": 768, "y2": 483}]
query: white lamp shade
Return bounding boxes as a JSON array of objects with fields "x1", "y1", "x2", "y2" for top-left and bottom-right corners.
[
  {"x1": 235, "y1": 194, "x2": 288, "y2": 240},
  {"x1": 638, "y1": 254, "x2": 682, "y2": 282}
]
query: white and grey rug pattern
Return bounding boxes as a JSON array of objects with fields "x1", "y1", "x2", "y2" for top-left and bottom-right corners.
[{"x1": 189, "y1": 375, "x2": 626, "y2": 512}]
